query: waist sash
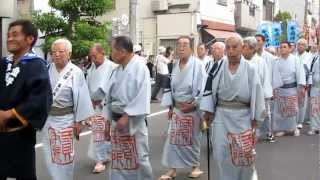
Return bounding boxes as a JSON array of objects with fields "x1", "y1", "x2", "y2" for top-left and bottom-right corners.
[
  {"x1": 217, "y1": 100, "x2": 250, "y2": 109},
  {"x1": 49, "y1": 106, "x2": 74, "y2": 116},
  {"x1": 281, "y1": 82, "x2": 297, "y2": 89}
]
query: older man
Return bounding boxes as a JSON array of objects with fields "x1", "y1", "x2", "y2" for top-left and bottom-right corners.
[
  {"x1": 102, "y1": 36, "x2": 153, "y2": 180},
  {"x1": 86, "y1": 43, "x2": 116, "y2": 173},
  {"x1": 296, "y1": 38, "x2": 312, "y2": 129},
  {"x1": 242, "y1": 36, "x2": 273, "y2": 142},
  {"x1": 201, "y1": 42, "x2": 226, "y2": 114},
  {"x1": 272, "y1": 41, "x2": 306, "y2": 137},
  {"x1": 308, "y1": 46, "x2": 320, "y2": 135},
  {"x1": 0, "y1": 19, "x2": 52, "y2": 180},
  {"x1": 197, "y1": 43, "x2": 211, "y2": 65},
  {"x1": 159, "y1": 36, "x2": 206, "y2": 179},
  {"x1": 42, "y1": 38, "x2": 94, "y2": 180},
  {"x1": 201, "y1": 35, "x2": 265, "y2": 180},
  {"x1": 204, "y1": 41, "x2": 225, "y2": 72}
]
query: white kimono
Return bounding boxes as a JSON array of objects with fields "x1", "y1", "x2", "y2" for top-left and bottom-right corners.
[
  {"x1": 200, "y1": 57, "x2": 265, "y2": 180},
  {"x1": 260, "y1": 49, "x2": 276, "y2": 80},
  {"x1": 245, "y1": 54, "x2": 273, "y2": 138},
  {"x1": 86, "y1": 59, "x2": 115, "y2": 163},
  {"x1": 161, "y1": 55, "x2": 206, "y2": 168},
  {"x1": 308, "y1": 55, "x2": 320, "y2": 131},
  {"x1": 42, "y1": 62, "x2": 94, "y2": 180},
  {"x1": 297, "y1": 52, "x2": 312, "y2": 125},
  {"x1": 102, "y1": 55, "x2": 153, "y2": 180},
  {"x1": 272, "y1": 54, "x2": 306, "y2": 132}
]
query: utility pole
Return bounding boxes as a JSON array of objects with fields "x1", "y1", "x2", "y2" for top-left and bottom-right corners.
[
  {"x1": 304, "y1": 0, "x2": 309, "y2": 44},
  {"x1": 304, "y1": 0, "x2": 308, "y2": 25},
  {"x1": 129, "y1": 0, "x2": 138, "y2": 44}
]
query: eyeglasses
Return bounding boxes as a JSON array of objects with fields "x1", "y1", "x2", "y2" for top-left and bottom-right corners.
[{"x1": 51, "y1": 50, "x2": 67, "y2": 54}]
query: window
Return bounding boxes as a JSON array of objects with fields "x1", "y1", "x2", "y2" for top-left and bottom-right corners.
[
  {"x1": 217, "y1": 0, "x2": 228, "y2": 6},
  {"x1": 249, "y1": 6, "x2": 255, "y2": 16}
]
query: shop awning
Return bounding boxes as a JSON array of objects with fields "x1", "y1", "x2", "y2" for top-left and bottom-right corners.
[{"x1": 204, "y1": 29, "x2": 238, "y2": 39}]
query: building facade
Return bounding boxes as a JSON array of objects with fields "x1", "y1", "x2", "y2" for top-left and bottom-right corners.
[
  {"x1": 0, "y1": 0, "x2": 33, "y2": 56},
  {"x1": 98, "y1": 0, "x2": 238, "y2": 56}
]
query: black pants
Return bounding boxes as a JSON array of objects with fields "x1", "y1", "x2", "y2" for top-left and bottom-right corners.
[
  {"x1": 0, "y1": 129, "x2": 37, "y2": 180},
  {"x1": 151, "y1": 73, "x2": 168, "y2": 99}
]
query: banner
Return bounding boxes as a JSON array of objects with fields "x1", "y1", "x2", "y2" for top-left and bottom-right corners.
[
  {"x1": 287, "y1": 20, "x2": 299, "y2": 43},
  {"x1": 271, "y1": 22, "x2": 282, "y2": 47},
  {"x1": 257, "y1": 23, "x2": 272, "y2": 47}
]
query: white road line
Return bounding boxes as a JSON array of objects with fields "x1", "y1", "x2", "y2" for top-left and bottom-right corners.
[{"x1": 35, "y1": 109, "x2": 167, "y2": 149}]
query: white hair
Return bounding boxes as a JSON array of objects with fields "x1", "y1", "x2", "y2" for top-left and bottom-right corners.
[
  {"x1": 212, "y1": 41, "x2": 225, "y2": 50},
  {"x1": 243, "y1": 36, "x2": 257, "y2": 49},
  {"x1": 225, "y1": 34, "x2": 243, "y2": 46},
  {"x1": 158, "y1": 46, "x2": 166, "y2": 54},
  {"x1": 52, "y1": 38, "x2": 72, "y2": 53},
  {"x1": 297, "y1": 38, "x2": 308, "y2": 47}
]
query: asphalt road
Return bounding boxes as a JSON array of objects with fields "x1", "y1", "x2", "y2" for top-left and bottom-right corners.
[{"x1": 34, "y1": 102, "x2": 319, "y2": 180}]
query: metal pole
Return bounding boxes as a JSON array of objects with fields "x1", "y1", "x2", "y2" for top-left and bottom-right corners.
[
  {"x1": 129, "y1": 0, "x2": 138, "y2": 44},
  {"x1": 207, "y1": 129, "x2": 211, "y2": 180},
  {"x1": 0, "y1": 18, "x2": 2, "y2": 58}
]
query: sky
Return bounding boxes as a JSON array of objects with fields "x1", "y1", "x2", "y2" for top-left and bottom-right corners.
[{"x1": 34, "y1": 0, "x2": 51, "y2": 12}]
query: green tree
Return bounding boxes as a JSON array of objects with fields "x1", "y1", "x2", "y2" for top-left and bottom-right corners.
[
  {"x1": 274, "y1": 11, "x2": 292, "y2": 42},
  {"x1": 32, "y1": 0, "x2": 114, "y2": 62}
]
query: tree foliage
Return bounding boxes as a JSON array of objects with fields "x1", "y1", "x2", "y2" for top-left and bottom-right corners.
[
  {"x1": 274, "y1": 11, "x2": 293, "y2": 42},
  {"x1": 32, "y1": 0, "x2": 114, "y2": 62}
]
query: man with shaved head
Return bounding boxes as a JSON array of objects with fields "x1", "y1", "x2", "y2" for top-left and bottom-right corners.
[
  {"x1": 86, "y1": 43, "x2": 116, "y2": 173},
  {"x1": 200, "y1": 35, "x2": 265, "y2": 180}
]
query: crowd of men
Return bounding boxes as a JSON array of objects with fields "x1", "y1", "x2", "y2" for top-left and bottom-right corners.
[{"x1": 0, "y1": 19, "x2": 319, "y2": 180}]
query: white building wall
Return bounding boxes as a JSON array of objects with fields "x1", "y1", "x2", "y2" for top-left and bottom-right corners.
[{"x1": 199, "y1": 0, "x2": 235, "y2": 25}]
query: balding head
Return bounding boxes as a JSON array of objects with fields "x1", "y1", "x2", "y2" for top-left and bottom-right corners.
[
  {"x1": 211, "y1": 42, "x2": 225, "y2": 61},
  {"x1": 225, "y1": 35, "x2": 243, "y2": 62},
  {"x1": 90, "y1": 43, "x2": 105, "y2": 66}
]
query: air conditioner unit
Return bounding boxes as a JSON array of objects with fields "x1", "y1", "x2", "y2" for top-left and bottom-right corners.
[
  {"x1": 151, "y1": 0, "x2": 168, "y2": 12},
  {"x1": 168, "y1": 0, "x2": 192, "y2": 6}
]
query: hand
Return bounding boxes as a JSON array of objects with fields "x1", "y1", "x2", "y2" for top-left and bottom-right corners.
[
  {"x1": 0, "y1": 110, "x2": 13, "y2": 132},
  {"x1": 179, "y1": 102, "x2": 196, "y2": 113},
  {"x1": 203, "y1": 111, "x2": 214, "y2": 125},
  {"x1": 104, "y1": 121, "x2": 111, "y2": 141},
  {"x1": 116, "y1": 114, "x2": 129, "y2": 130},
  {"x1": 168, "y1": 108, "x2": 173, "y2": 120},
  {"x1": 74, "y1": 122, "x2": 82, "y2": 140},
  {"x1": 251, "y1": 120, "x2": 258, "y2": 130}
]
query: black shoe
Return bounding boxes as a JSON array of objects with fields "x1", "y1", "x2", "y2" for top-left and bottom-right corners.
[{"x1": 267, "y1": 134, "x2": 275, "y2": 143}]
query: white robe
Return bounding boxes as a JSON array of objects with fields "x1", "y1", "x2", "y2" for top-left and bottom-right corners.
[
  {"x1": 200, "y1": 57, "x2": 265, "y2": 180},
  {"x1": 245, "y1": 54, "x2": 272, "y2": 99},
  {"x1": 272, "y1": 54, "x2": 306, "y2": 131},
  {"x1": 260, "y1": 49, "x2": 276, "y2": 81},
  {"x1": 86, "y1": 59, "x2": 115, "y2": 163},
  {"x1": 42, "y1": 62, "x2": 94, "y2": 180},
  {"x1": 102, "y1": 55, "x2": 153, "y2": 180},
  {"x1": 161, "y1": 55, "x2": 206, "y2": 168},
  {"x1": 297, "y1": 52, "x2": 312, "y2": 124},
  {"x1": 308, "y1": 55, "x2": 320, "y2": 130},
  {"x1": 245, "y1": 54, "x2": 273, "y2": 138}
]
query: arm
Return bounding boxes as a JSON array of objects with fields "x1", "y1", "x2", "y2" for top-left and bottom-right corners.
[{"x1": 13, "y1": 60, "x2": 52, "y2": 130}]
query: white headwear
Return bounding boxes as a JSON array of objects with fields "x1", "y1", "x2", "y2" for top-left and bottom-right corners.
[{"x1": 133, "y1": 44, "x2": 142, "y2": 53}]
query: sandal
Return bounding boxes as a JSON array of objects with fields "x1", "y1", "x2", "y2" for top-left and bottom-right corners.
[
  {"x1": 188, "y1": 169, "x2": 204, "y2": 178},
  {"x1": 158, "y1": 171, "x2": 177, "y2": 180}
]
